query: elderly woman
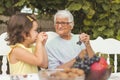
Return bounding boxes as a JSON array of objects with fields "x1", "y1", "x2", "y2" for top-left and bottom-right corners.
[{"x1": 46, "y1": 10, "x2": 94, "y2": 69}]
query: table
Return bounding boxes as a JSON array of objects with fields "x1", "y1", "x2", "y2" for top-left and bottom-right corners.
[
  {"x1": 0, "y1": 73, "x2": 120, "y2": 80},
  {"x1": 0, "y1": 73, "x2": 39, "y2": 80}
]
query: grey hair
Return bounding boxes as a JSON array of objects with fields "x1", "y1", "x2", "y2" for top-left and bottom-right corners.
[{"x1": 54, "y1": 10, "x2": 74, "y2": 27}]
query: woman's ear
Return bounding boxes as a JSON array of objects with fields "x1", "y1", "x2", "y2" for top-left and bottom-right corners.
[{"x1": 70, "y1": 22, "x2": 74, "y2": 30}]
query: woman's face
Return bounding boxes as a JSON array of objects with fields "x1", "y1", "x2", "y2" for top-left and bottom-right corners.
[{"x1": 55, "y1": 17, "x2": 73, "y2": 36}]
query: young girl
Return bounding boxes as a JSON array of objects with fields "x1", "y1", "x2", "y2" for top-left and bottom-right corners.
[{"x1": 6, "y1": 13, "x2": 48, "y2": 75}]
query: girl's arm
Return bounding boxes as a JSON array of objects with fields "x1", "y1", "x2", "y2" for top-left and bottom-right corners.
[{"x1": 10, "y1": 32, "x2": 48, "y2": 67}]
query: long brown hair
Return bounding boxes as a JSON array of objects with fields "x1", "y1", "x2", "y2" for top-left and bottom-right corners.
[{"x1": 6, "y1": 13, "x2": 37, "y2": 45}]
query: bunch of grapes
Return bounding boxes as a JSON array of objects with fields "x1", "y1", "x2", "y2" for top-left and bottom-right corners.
[{"x1": 72, "y1": 55, "x2": 100, "y2": 74}]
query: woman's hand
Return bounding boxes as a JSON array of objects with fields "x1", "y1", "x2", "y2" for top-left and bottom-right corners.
[
  {"x1": 79, "y1": 33, "x2": 90, "y2": 46},
  {"x1": 80, "y1": 33, "x2": 95, "y2": 58}
]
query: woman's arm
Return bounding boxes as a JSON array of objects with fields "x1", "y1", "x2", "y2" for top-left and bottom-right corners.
[{"x1": 79, "y1": 33, "x2": 95, "y2": 58}]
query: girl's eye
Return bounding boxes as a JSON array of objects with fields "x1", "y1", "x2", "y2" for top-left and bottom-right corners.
[{"x1": 36, "y1": 28, "x2": 41, "y2": 33}]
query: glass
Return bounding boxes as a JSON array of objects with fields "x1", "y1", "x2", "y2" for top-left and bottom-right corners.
[{"x1": 55, "y1": 22, "x2": 72, "y2": 26}]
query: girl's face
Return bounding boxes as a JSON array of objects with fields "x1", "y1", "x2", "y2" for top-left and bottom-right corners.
[{"x1": 29, "y1": 21, "x2": 39, "y2": 43}]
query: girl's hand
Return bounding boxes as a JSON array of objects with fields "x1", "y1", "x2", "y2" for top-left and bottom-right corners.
[{"x1": 37, "y1": 32, "x2": 48, "y2": 45}]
